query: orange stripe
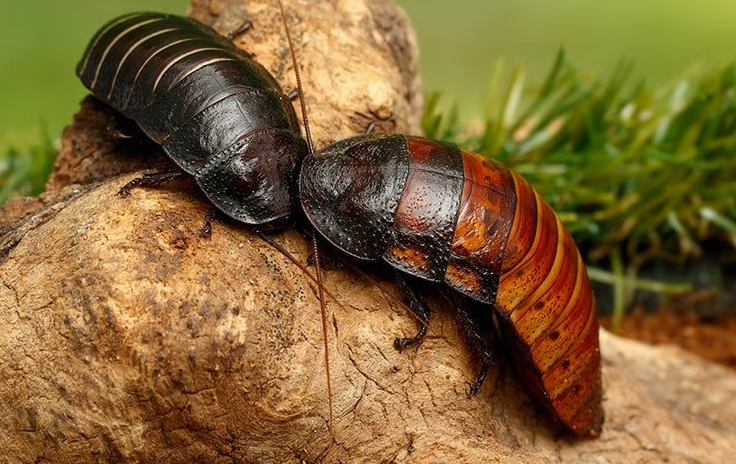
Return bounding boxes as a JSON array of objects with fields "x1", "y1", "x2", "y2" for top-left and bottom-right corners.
[
  {"x1": 497, "y1": 185, "x2": 558, "y2": 318},
  {"x1": 445, "y1": 151, "x2": 515, "y2": 302}
]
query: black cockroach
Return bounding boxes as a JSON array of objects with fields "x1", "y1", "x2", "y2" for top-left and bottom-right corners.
[
  {"x1": 76, "y1": 11, "x2": 306, "y2": 228},
  {"x1": 77, "y1": 3, "x2": 337, "y2": 434},
  {"x1": 299, "y1": 134, "x2": 604, "y2": 437}
]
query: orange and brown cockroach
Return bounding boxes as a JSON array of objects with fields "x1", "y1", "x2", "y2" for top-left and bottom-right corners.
[{"x1": 299, "y1": 134, "x2": 604, "y2": 437}]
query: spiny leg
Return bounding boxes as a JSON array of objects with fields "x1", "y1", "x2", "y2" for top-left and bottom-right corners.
[
  {"x1": 117, "y1": 171, "x2": 187, "y2": 197},
  {"x1": 392, "y1": 279, "x2": 499, "y2": 396},
  {"x1": 118, "y1": 171, "x2": 219, "y2": 238},
  {"x1": 393, "y1": 276, "x2": 431, "y2": 352},
  {"x1": 454, "y1": 298, "x2": 496, "y2": 397}
]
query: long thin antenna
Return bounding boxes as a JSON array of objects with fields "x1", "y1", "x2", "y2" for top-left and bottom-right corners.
[
  {"x1": 278, "y1": 0, "x2": 315, "y2": 155},
  {"x1": 277, "y1": 0, "x2": 333, "y2": 436},
  {"x1": 310, "y1": 234, "x2": 333, "y2": 434},
  {"x1": 252, "y1": 229, "x2": 347, "y2": 311}
]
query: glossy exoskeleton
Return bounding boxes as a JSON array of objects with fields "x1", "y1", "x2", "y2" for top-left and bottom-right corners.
[
  {"x1": 77, "y1": 12, "x2": 306, "y2": 227},
  {"x1": 299, "y1": 134, "x2": 604, "y2": 437}
]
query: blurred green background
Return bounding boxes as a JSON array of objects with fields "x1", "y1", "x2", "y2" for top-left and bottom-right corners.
[{"x1": 2, "y1": 0, "x2": 736, "y2": 155}]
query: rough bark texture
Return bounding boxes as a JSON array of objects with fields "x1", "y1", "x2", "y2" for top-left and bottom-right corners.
[{"x1": 1, "y1": 0, "x2": 735, "y2": 463}]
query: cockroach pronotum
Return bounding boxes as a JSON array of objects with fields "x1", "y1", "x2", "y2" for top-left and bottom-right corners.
[
  {"x1": 299, "y1": 133, "x2": 604, "y2": 437},
  {"x1": 76, "y1": 11, "x2": 306, "y2": 228}
]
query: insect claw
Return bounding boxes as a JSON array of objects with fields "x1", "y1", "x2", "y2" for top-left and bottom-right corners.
[
  {"x1": 226, "y1": 20, "x2": 252, "y2": 41},
  {"x1": 465, "y1": 363, "x2": 489, "y2": 398},
  {"x1": 197, "y1": 208, "x2": 217, "y2": 238},
  {"x1": 465, "y1": 381, "x2": 479, "y2": 398},
  {"x1": 393, "y1": 336, "x2": 416, "y2": 352}
]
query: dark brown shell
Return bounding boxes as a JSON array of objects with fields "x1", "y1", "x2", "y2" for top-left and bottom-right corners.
[
  {"x1": 299, "y1": 134, "x2": 604, "y2": 436},
  {"x1": 77, "y1": 12, "x2": 306, "y2": 228}
]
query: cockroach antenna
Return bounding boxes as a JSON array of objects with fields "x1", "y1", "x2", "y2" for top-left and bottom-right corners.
[{"x1": 276, "y1": 0, "x2": 335, "y2": 437}]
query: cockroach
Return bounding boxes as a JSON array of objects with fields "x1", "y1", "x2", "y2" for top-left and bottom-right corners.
[
  {"x1": 76, "y1": 11, "x2": 306, "y2": 228},
  {"x1": 299, "y1": 133, "x2": 604, "y2": 437},
  {"x1": 76, "y1": 3, "x2": 337, "y2": 435}
]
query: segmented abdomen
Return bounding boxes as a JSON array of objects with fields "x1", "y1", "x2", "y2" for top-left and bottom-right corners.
[
  {"x1": 299, "y1": 134, "x2": 603, "y2": 436},
  {"x1": 492, "y1": 163, "x2": 601, "y2": 436},
  {"x1": 409, "y1": 141, "x2": 602, "y2": 435},
  {"x1": 77, "y1": 12, "x2": 306, "y2": 227}
]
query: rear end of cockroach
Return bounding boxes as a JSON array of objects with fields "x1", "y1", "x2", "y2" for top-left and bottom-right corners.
[
  {"x1": 300, "y1": 134, "x2": 604, "y2": 437},
  {"x1": 77, "y1": 12, "x2": 306, "y2": 228},
  {"x1": 492, "y1": 167, "x2": 603, "y2": 436}
]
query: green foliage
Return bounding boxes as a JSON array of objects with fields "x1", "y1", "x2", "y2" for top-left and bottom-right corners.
[
  {"x1": 425, "y1": 50, "x2": 736, "y2": 264},
  {"x1": 0, "y1": 131, "x2": 56, "y2": 204},
  {"x1": 424, "y1": 51, "x2": 736, "y2": 326}
]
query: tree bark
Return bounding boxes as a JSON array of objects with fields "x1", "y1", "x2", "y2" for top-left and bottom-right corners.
[{"x1": 1, "y1": 0, "x2": 735, "y2": 463}]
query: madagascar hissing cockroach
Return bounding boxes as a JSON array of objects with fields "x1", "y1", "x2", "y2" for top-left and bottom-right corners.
[
  {"x1": 76, "y1": 5, "x2": 342, "y2": 435},
  {"x1": 298, "y1": 133, "x2": 604, "y2": 437},
  {"x1": 76, "y1": 11, "x2": 306, "y2": 228}
]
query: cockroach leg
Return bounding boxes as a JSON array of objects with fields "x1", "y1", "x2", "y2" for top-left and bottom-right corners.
[
  {"x1": 117, "y1": 171, "x2": 186, "y2": 197},
  {"x1": 199, "y1": 208, "x2": 217, "y2": 238},
  {"x1": 393, "y1": 277, "x2": 431, "y2": 352},
  {"x1": 454, "y1": 298, "x2": 495, "y2": 396},
  {"x1": 466, "y1": 364, "x2": 489, "y2": 397},
  {"x1": 226, "y1": 20, "x2": 252, "y2": 41}
]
